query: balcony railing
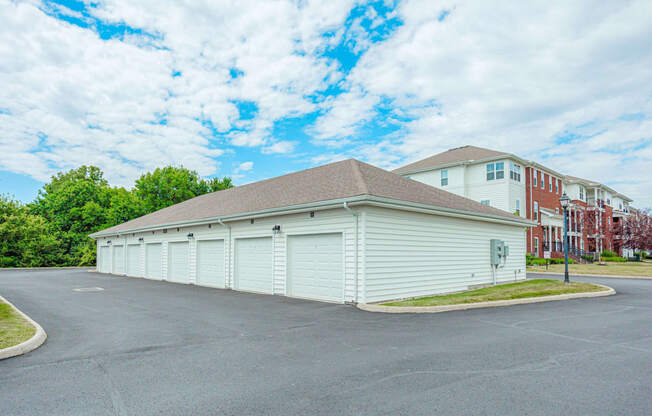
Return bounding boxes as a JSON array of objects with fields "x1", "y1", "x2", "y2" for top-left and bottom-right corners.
[{"x1": 543, "y1": 242, "x2": 563, "y2": 252}]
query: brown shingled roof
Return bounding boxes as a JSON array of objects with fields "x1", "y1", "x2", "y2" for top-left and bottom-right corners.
[
  {"x1": 393, "y1": 145, "x2": 508, "y2": 174},
  {"x1": 92, "y1": 159, "x2": 526, "y2": 236}
]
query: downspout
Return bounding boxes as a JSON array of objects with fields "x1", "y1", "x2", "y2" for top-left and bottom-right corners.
[
  {"x1": 218, "y1": 219, "x2": 231, "y2": 288},
  {"x1": 343, "y1": 202, "x2": 359, "y2": 304}
]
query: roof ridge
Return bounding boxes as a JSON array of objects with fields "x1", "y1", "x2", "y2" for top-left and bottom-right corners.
[{"x1": 350, "y1": 159, "x2": 370, "y2": 195}]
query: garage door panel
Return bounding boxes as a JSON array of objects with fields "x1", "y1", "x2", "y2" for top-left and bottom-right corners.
[
  {"x1": 126, "y1": 244, "x2": 140, "y2": 277},
  {"x1": 99, "y1": 246, "x2": 110, "y2": 273},
  {"x1": 197, "y1": 240, "x2": 225, "y2": 287},
  {"x1": 113, "y1": 245, "x2": 125, "y2": 275},
  {"x1": 288, "y1": 233, "x2": 343, "y2": 302},
  {"x1": 235, "y1": 237, "x2": 273, "y2": 294},
  {"x1": 168, "y1": 241, "x2": 190, "y2": 283},
  {"x1": 146, "y1": 243, "x2": 162, "y2": 280}
]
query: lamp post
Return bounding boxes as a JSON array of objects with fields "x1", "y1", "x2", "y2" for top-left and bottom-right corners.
[{"x1": 559, "y1": 192, "x2": 571, "y2": 284}]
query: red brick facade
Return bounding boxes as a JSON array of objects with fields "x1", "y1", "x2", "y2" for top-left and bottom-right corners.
[
  {"x1": 525, "y1": 167, "x2": 621, "y2": 258},
  {"x1": 525, "y1": 167, "x2": 565, "y2": 257}
]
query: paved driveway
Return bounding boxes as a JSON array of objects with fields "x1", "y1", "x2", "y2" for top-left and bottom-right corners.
[{"x1": 1, "y1": 269, "x2": 651, "y2": 415}]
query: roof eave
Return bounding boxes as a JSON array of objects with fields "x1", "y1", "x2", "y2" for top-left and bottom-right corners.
[
  {"x1": 396, "y1": 153, "x2": 523, "y2": 176},
  {"x1": 90, "y1": 193, "x2": 533, "y2": 239}
]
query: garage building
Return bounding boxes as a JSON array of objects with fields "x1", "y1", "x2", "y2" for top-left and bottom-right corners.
[{"x1": 91, "y1": 159, "x2": 532, "y2": 304}]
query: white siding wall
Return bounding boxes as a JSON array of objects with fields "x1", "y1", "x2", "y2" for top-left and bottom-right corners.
[
  {"x1": 465, "y1": 161, "x2": 510, "y2": 212},
  {"x1": 565, "y1": 183, "x2": 582, "y2": 201},
  {"x1": 407, "y1": 165, "x2": 467, "y2": 197},
  {"x1": 96, "y1": 208, "x2": 359, "y2": 302},
  {"x1": 405, "y1": 159, "x2": 515, "y2": 213},
  {"x1": 508, "y1": 180, "x2": 526, "y2": 218},
  {"x1": 362, "y1": 206, "x2": 527, "y2": 303},
  {"x1": 96, "y1": 205, "x2": 527, "y2": 304}
]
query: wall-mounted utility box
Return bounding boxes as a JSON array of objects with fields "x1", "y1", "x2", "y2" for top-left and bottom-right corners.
[{"x1": 490, "y1": 239, "x2": 509, "y2": 266}]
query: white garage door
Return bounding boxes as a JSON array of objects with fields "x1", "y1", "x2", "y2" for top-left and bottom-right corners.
[
  {"x1": 99, "y1": 246, "x2": 110, "y2": 273},
  {"x1": 145, "y1": 243, "x2": 162, "y2": 280},
  {"x1": 168, "y1": 241, "x2": 190, "y2": 283},
  {"x1": 126, "y1": 244, "x2": 141, "y2": 277},
  {"x1": 235, "y1": 237, "x2": 273, "y2": 294},
  {"x1": 196, "y1": 240, "x2": 225, "y2": 288},
  {"x1": 113, "y1": 245, "x2": 125, "y2": 275},
  {"x1": 287, "y1": 233, "x2": 343, "y2": 302}
]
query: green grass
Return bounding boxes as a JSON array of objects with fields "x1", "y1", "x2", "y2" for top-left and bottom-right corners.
[
  {"x1": 527, "y1": 261, "x2": 652, "y2": 277},
  {"x1": 382, "y1": 279, "x2": 607, "y2": 307},
  {"x1": 0, "y1": 300, "x2": 36, "y2": 349}
]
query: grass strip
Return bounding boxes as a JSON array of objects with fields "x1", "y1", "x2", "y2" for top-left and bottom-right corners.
[{"x1": 383, "y1": 279, "x2": 607, "y2": 307}]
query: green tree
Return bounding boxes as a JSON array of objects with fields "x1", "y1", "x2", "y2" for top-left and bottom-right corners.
[
  {"x1": 0, "y1": 195, "x2": 63, "y2": 267},
  {"x1": 134, "y1": 166, "x2": 232, "y2": 212}
]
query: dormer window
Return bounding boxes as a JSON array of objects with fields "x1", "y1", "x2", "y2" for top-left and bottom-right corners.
[{"x1": 441, "y1": 169, "x2": 448, "y2": 186}]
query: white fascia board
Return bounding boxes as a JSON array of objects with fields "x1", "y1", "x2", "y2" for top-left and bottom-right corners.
[
  {"x1": 362, "y1": 196, "x2": 536, "y2": 227},
  {"x1": 89, "y1": 196, "x2": 369, "y2": 239},
  {"x1": 90, "y1": 193, "x2": 534, "y2": 239}
]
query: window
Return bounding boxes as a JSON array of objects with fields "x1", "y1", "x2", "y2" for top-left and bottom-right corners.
[
  {"x1": 555, "y1": 208, "x2": 559, "y2": 214},
  {"x1": 541, "y1": 174, "x2": 545, "y2": 189},
  {"x1": 486, "y1": 162, "x2": 504, "y2": 181},
  {"x1": 555, "y1": 179, "x2": 559, "y2": 194},
  {"x1": 534, "y1": 201, "x2": 539, "y2": 220},
  {"x1": 607, "y1": 198, "x2": 611, "y2": 206},
  {"x1": 533, "y1": 170, "x2": 538, "y2": 187},
  {"x1": 481, "y1": 200, "x2": 490, "y2": 206},
  {"x1": 515, "y1": 199, "x2": 520, "y2": 215},
  {"x1": 441, "y1": 169, "x2": 448, "y2": 186},
  {"x1": 579, "y1": 187, "x2": 584, "y2": 201},
  {"x1": 549, "y1": 176, "x2": 552, "y2": 191},
  {"x1": 534, "y1": 237, "x2": 539, "y2": 256},
  {"x1": 509, "y1": 162, "x2": 521, "y2": 182}
]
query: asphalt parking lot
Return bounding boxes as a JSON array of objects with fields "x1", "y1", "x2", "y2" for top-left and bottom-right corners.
[{"x1": 1, "y1": 269, "x2": 651, "y2": 415}]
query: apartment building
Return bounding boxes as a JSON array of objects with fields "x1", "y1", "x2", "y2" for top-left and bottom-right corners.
[{"x1": 394, "y1": 145, "x2": 633, "y2": 259}]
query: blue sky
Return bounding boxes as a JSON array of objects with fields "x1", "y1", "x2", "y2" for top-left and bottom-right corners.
[{"x1": 1, "y1": 0, "x2": 651, "y2": 206}]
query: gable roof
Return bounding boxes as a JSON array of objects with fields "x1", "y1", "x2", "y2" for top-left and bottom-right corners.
[
  {"x1": 91, "y1": 159, "x2": 529, "y2": 237},
  {"x1": 393, "y1": 145, "x2": 509, "y2": 174}
]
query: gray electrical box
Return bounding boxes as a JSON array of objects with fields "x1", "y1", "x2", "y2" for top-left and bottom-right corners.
[{"x1": 490, "y1": 239, "x2": 509, "y2": 266}]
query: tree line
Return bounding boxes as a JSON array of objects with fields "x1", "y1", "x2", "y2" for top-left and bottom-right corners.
[{"x1": 0, "y1": 166, "x2": 232, "y2": 268}]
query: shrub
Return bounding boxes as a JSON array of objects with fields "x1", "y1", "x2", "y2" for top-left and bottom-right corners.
[
  {"x1": 603, "y1": 256, "x2": 627, "y2": 262},
  {"x1": 601, "y1": 250, "x2": 618, "y2": 258},
  {"x1": 526, "y1": 256, "x2": 575, "y2": 265}
]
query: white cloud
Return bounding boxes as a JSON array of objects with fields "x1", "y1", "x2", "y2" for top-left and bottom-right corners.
[
  {"x1": 236, "y1": 161, "x2": 254, "y2": 172},
  {"x1": 0, "y1": 0, "x2": 356, "y2": 186},
  {"x1": 262, "y1": 141, "x2": 297, "y2": 154},
  {"x1": 313, "y1": 0, "x2": 652, "y2": 205}
]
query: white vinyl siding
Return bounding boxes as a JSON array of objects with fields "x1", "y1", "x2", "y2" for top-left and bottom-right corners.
[
  {"x1": 112, "y1": 245, "x2": 125, "y2": 275},
  {"x1": 287, "y1": 233, "x2": 343, "y2": 302},
  {"x1": 362, "y1": 206, "x2": 526, "y2": 303},
  {"x1": 167, "y1": 241, "x2": 190, "y2": 283},
  {"x1": 196, "y1": 239, "x2": 225, "y2": 288},
  {"x1": 235, "y1": 237, "x2": 273, "y2": 294},
  {"x1": 126, "y1": 244, "x2": 141, "y2": 277},
  {"x1": 145, "y1": 243, "x2": 162, "y2": 280}
]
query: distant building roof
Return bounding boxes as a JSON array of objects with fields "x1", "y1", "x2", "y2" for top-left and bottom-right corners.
[
  {"x1": 92, "y1": 158, "x2": 528, "y2": 237},
  {"x1": 393, "y1": 145, "x2": 508, "y2": 174}
]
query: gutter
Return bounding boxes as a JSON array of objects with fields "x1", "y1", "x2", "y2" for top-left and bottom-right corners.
[{"x1": 90, "y1": 194, "x2": 534, "y2": 239}]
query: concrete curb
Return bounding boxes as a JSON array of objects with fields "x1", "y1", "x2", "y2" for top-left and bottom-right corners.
[
  {"x1": 356, "y1": 284, "x2": 615, "y2": 314},
  {"x1": 0, "y1": 294, "x2": 47, "y2": 360},
  {"x1": 527, "y1": 270, "x2": 652, "y2": 280}
]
